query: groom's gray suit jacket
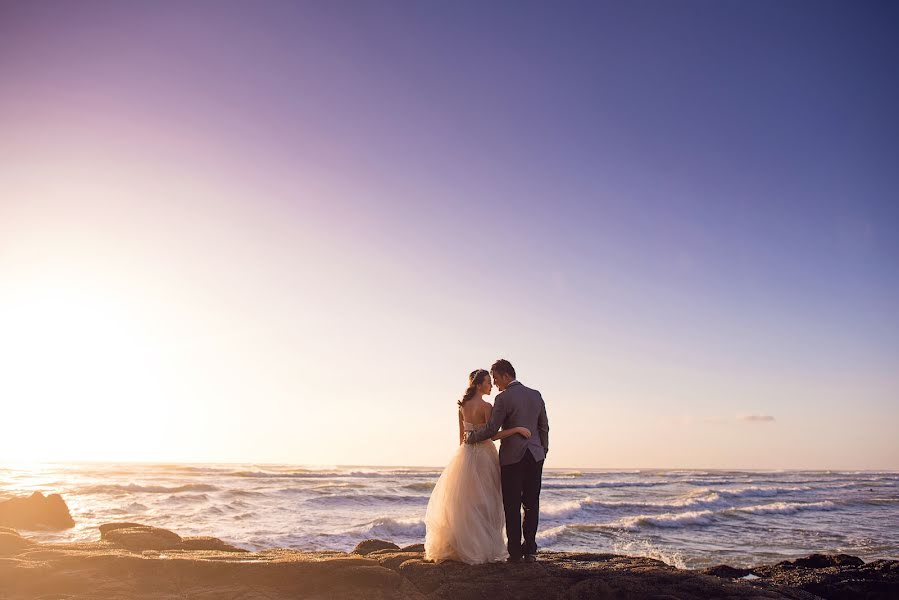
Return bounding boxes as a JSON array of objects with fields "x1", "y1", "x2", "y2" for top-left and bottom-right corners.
[{"x1": 465, "y1": 381, "x2": 549, "y2": 466}]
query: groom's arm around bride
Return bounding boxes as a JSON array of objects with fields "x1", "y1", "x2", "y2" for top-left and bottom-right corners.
[{"x1": 464, "y1": 378, "x2": 549, "y2": 462}]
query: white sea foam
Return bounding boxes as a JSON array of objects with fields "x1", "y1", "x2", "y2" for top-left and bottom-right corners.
[
  {"x1": 613, "y1": 537, "x2": 687, "y2": 569},
  {"x1": 232, "y1": 468, "x2": 439, "y2": 479},
  {"x1": 79, "y1": 483, "x2": 219, "y2": 494},
  {"x1": 538, "y1": 484, "x2": 817, "y2": 522},
  {"x1": 718, "y1": 485, "x2": 810, "y2": 498},
  {"x1": 730, "y1": 501, "x2": 836, "y2": 515},
  {"x1": 163, "y1": 493, "x2": 210, "y2": 503},
  {"x1": 354, "y1": 517, "x2": 426, "y2": 539},
  {"x1": 612, "y1": 509, "x2": 718, "y2": 530},
  {"x1": 601, "y1": 500, "x2": 839, "y2": 531},
  {"x1": 305, "y1": 494, "x2": 429, "y2": 507},
  {"x1": 542, "y1": 499, "x2": 590, "y2": 519},
  {"x1": 543, "y1": 480, "x2": 669, "y2": 490},
  {"x1": 402, "y1": 482, "x2": 436, "y2": 492},
  {"x1": 535, "y1": 524, "x2": 570, "y2": 544},
  {"x1": 658, "y1": 485, "x2": 810, "y2": 508}
]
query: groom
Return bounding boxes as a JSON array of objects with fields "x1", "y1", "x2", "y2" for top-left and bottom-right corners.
[{"x1": 463, "y1": 359, "x2": 549, "y2": 563}]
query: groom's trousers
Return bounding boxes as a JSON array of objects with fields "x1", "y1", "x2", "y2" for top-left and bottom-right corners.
[{"x1": 500, "y1": 451, "x2": 544, "y2": 558}]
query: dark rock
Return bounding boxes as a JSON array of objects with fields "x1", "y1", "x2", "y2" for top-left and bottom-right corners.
[
  {"x1": 98, "y1": 522, "x2": 147, "y2": 537},
  {"x1": 102, "y1": 525, "x2": 182, "y2": 550},
  {"x1": 352, "y1": 539, "x2": 400, "y2": 555},
  {"x1": 718, "y1": 554, "x2": 899, "y2": 600},
  {"x1": 394, "y1": 551, "x2": 774, "y2": 599},
  {"x1": 179, "y1": 536, "x2": 248, "y2": 552},
  {"x1": 777, "y1": 553, "x2": 865, "y2": 569},
  {"x1": 373, "y1": 551, "x2": 423, "y2": 570},
  {"x1": 866, "y1": 559, "x2": 899, "y2": 573},
  {"x1": 370, "y1": 547, "x2": 422, "y2": 556},
  {"x1": 401, "y1": 543, "x2": 426, "y2": 552},
  {"x1": 0, "y1": 492, "x2": 75, "y2": 530},
  {"x1": 0, "y1": 532, "x2": 32, "y2": 555},
  {"x1": 330, "y1": 565, "x2": 403, "y2": 591},
  {"x1": 397, "y1": 559, "x2": 445, "y2": 594},
  {"x1": 2, "y1": 526, "x2": 897, "y2": 600},
  {"x1": 702, "y1": 564, "x2": 752, "y2": 578}
]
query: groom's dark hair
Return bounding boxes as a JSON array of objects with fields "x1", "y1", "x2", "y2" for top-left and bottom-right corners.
[{"x1": 491, "y1": 359, "x2": 516, "y2": 379}]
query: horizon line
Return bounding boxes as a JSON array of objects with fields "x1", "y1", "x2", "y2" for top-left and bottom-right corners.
[{"x1": 3, "y1": 459, "x2": 897, "y2": 473}]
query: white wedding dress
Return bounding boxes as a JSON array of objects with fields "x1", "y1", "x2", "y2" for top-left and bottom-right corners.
[{"x1": 424, "y1": 421, "x2": 508, "y2": 564}]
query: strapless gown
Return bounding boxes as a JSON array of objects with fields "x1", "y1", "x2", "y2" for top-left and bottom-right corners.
[{"x1": 424, "y1": 421, "x2": 508, "y2": 564}]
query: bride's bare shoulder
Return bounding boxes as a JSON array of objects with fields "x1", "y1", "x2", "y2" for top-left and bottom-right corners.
[{"x1": 480, "y1": 399, "x2": 494, "y2": 416}]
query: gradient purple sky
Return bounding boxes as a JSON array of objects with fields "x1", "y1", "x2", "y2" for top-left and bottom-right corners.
[{"x1": 1, "y1": 1, "x2": 897, "y2": 468}]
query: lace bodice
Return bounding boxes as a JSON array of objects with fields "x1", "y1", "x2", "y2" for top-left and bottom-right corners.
[{"x1": 463, "y1": 421, "x2": 487, "y2": 432}]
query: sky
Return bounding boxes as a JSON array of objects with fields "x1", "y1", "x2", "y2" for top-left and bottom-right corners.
[{"x1": 1, "y1": 1, "x2": 897, "y2": 469}]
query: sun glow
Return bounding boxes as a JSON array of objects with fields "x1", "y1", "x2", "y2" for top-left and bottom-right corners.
[{"x1": 0, "y1": 273, "x2": 174, "y2": 461}]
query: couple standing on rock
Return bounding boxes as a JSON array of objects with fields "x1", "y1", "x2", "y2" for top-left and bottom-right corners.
[{"x1": 424, "y1": 359, "x2": 550, "y2": 564}]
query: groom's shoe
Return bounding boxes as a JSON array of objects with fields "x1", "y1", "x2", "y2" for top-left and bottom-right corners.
[
  {"x1": 523, "y1": 554, "x2": 538, "y2": 563},
  {"x1": 506, "y1": 556, "x2": 523, "y2": 563}
]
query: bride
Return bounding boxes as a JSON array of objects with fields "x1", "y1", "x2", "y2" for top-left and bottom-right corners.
[{"x1": 424, "y1": 368, "x2": 531, "y2": 564}]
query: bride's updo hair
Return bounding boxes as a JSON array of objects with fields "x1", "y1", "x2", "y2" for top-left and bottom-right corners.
[{"x1": 458, "y1": 369, "x2": 489, "y2": 407}]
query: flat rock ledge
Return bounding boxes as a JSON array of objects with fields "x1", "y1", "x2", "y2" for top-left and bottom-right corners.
[{"x1": 0, "y1": 526, "x2": 895, "y2": 599}]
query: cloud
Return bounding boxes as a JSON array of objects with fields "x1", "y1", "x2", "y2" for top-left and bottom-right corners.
[{"x1": 740, "y1": 414, "x2": 775, "y2": 423}]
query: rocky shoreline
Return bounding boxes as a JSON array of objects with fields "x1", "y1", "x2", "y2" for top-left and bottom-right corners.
[
  {"x1": 1, "y1": 525, "x2": 896, "y2": 599},
  {"x1": 1, "y1": 492, "x2": 897, "y2": 599}
]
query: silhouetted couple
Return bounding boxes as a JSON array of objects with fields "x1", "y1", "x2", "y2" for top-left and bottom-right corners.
[{"x1": 424, "y1": 359, "x2": 550, "y2": 564}]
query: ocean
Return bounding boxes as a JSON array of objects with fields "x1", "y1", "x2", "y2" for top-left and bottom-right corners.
[{"x1": 2, "y1": 463, "x2": 897, "y2": 569}]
